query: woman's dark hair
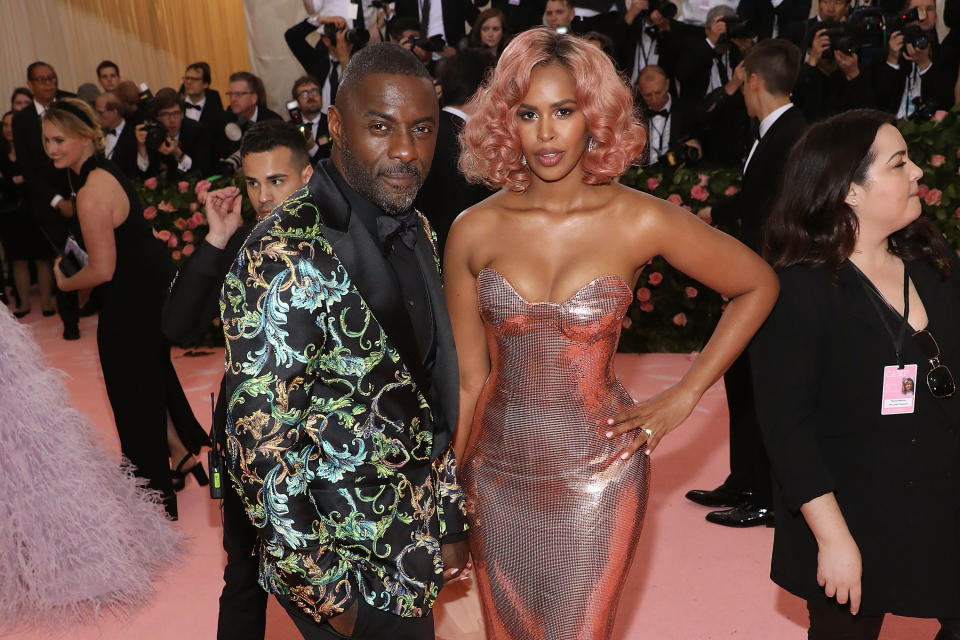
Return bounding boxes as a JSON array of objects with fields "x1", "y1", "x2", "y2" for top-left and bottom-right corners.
[
  {"x1": 10, "y1": 87, "x2": 32, "y2": 109},
  {"x1": 763, "y1": 108, "x2": 952, "y2": 278},
  {"x1": 469, "y1": 8, "x2": 507, "y2": 48},
  {"x1": 1, "y1": 110, "x2": 14, "y2": 156}
]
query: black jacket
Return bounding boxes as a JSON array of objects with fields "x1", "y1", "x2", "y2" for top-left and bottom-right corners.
[
  {"x1": 873, "y1": 56, "x2": 953, "y2": 116},
  {"x1": 184, "y1": 88, "x2": 225, "y2": 142},
  {"x1": 736, "y1": 0, "x2": 810, "y2": 40},
  {"x1": 617, "y1": 18, "x2": 700, "y2": 81},
  {"x1": 394, "y1": 0, "x2": 480, "y2": 47},
  {"x1": 793, "y1": 61, "x2": 878, "y2": 122},
  {"x1": 751, "y1": 261, "x2": 960, "y2": 616},
  {"x1": 219, "y1": 105, "x2": 283, "y2": 160},
  {"x1": 675, "y1": 39, "x2": 743, "y2": 103},
  {"x1": 712, "y1": 105, "x2": 806, "y2": 249},
  {"x1": 143, "y1": 119, "x2": 214, "y2": 178},
  {"x1": 491, "y1": 0, "x2": 545, "y2": 33},
  {"x1": 105, "y1": 119, "x2": 141, "y2": 180}
]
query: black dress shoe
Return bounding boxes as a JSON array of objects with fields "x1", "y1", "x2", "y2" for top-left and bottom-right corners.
[
  {"x1": 13, "y1": 307, "x2": 31, "y2": 318},
  {"x1": 705, "y1": 502, "x2": 775, "y2": 528},
  {"x1": 685, "y1": 484, "x2": 752, "y2": 508},
  {"x1": 42, "y1": 307, "x2": 57, "y2": 317},
  {"x1": 62, "y1": 325, "x2": 80, "y2": 341}
]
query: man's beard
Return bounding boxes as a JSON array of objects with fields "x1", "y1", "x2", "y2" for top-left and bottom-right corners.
[{"x1": 339, "y1": 143, "x2": 422, "y2": 215}]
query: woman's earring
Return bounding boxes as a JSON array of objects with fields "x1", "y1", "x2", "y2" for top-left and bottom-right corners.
[
  {"x1": 521, "y1": 155, "x2": 527, "y2": 167},
  {"x1": 588, "y1": 137, "x2": 596, "y2": 152}
]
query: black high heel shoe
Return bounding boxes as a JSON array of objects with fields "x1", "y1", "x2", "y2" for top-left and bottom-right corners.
[{"x1": 171, "y1": 453, "x2": 210, "y2": 492}]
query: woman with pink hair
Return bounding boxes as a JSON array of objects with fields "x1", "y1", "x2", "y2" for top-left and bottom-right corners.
[{"x1": 444, "y1": 28, "x2": 779, "y2": 638}]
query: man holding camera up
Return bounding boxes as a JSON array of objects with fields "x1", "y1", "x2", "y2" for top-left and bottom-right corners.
[
  {"x1": 135, "y1": 88, "x2": 213, "y2": 178},
  {"x1": 285, "y1": 14, "x2": 363, "y2": 116},
  {"x1": 676, "y1": 5, "x2": 745, "y2": 100},
  {"x1": 791, "y1": 0, "x2": 877, "y2": 121},
  {"x1": 620, "y1": 0, "x2": 697, "y2": 82},
  {"x1": 874, "y1": 0, "x2": 952, "y2": 118}
]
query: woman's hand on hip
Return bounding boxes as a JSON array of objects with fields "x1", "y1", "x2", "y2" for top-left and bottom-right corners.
[{"x1": 604, "y1": 382, "x2": 700, "y2": 459}]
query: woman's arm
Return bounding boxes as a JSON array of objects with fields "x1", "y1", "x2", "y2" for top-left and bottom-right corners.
[
  {"x1": 800, "y1": 493, "x2": 863, "y2": 614},
  {"x1": 443, "y1": 211, "x2": 491, "y2": 462},
  {"x1": 607, "y1": 197, "x2": 779, "y2": 457},
  {"x1": 53, "y1": 170, "x2": 121, "y2": 291}
]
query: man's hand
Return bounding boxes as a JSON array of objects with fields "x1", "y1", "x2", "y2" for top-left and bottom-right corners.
[
  {"x1": 625, "y1": 0, "x2": 648, "y2": 24},
  {"x1": 650, "y1": 9, "x2": 670, "y2": 29},
  {"x1": 56, "y1": 199, "x2": 75, "y2": 218},
  {"x1": 903, "y1": 42, "x2": 932, "y2": 71},
  {"x1": 706, "y1": 16, "x2": 726, "y2": 46},
  {"x1": 334, "y1": 31, "x2": 354, "y2": 65},
  {"x1": 441, "y1": 539, "x2": 471, "y2": 582},
  {"x1": 135, "y1": 123, "x2": 148, "y2": 154},
  {"x1": 204, "y1": 186, "x2": 243, "y2": 249},
  {"x1": 807, "y1": 28, "x2": 831, "y2": 67},
  {"x1": 887, "y1": 30, "x2": 904, "y2": 65},
  {"x1": 158, "y1": 137, "x2": 180, "y2": 158},
  {"x1": 725, "y1": 61, "x2": 745, "y2": 95},
  {"x1": 835, "y1": 50, "x2": 860, "y2": 80},
  {"x1": 317, "y1": 15, "x2": 347, "y2": 29}
]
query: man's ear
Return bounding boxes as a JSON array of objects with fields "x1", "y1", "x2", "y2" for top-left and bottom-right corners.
[
  {"x1": 327, "y1": 105, "x2": 342, "y2": 149},
  {"x1": 301, "y1": 162, "x2": 314, "y2": 185}
]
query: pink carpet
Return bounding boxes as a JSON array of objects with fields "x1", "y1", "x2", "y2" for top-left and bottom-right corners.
[{"x1": 6, "y1": 306, "x2": 940, "y2": 639}]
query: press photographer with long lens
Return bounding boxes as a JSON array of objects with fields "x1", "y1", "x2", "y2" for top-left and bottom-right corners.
[
  {"x1": 874, "y1": 0, "x2": 953, "y2": 119},
  {"x1": 620, "y1": 0, "x2": 698, "y2": 83},
  {"x1": 161, "y1": 120, "x2": 314, "y2": 640}
]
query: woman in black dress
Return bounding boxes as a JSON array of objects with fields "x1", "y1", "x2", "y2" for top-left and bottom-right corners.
[
  {"x1": 0, "y1": 110, "x2": 55, "y2": 316},
  {"x1": 43, "y1": 98, "x2": 207, "y2": 519},
  {"x1": 752, "y1": 109, "x2": 960, "y2": 638}
]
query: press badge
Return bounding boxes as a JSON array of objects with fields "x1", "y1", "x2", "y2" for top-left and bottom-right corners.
[{"x1": 880, "y1": 364, "x2": 918, "y2": 415}]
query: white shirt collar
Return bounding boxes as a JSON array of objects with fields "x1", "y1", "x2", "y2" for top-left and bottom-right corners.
[
  {"x1": 107, "y1": 119, "x2": 126, "y2": 136},
  {"x1": 706, "y1": 37, "x2": 717, "y2": 50},
  {"x1": 442, "y1": 105, "x2": 469, "y2": 121},
  {"x1": 185, "y1": 94, "x2": 206, "y2": 108},
  {"x1": 759, "y1": 103, "x2": 793, "y2": 138},
  {"x1": 34, "y1": 99, "x2": 47, "y2": 117},
  {"x1": 251, "y1": 106, "x2": 259, "y2": 122}
]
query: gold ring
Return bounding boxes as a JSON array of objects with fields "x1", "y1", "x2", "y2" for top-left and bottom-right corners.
[{"x1": 642, "y1": 428, "x2": 653, "y2": 437}]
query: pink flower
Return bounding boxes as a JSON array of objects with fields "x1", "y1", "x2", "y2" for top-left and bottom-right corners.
[
  {"x1": 955, "y1": 207, "x2": 960, "y2": 219},
  {"x1": 672, "y1": 313, "x2": 688, "y2": 327},
  {"x1": 158, "y1": 200, "x2": 175, "y2": 213},
  {"x1": 171, "y1": 250, "x2": 181, "y2": 260},
  {"x1": 934, "y1": 110, "x2": 948, "y2": 122},
  {"x1": 690, "y1": 185, "x2": 709, "y2": 201},
  {"x1": 143, "y1": 177, "x2": 158, "y2": 190},
  {"x1": 156, "y1": 229, "x2": 171, "y2": 242},
  {"x1": 930, "y1": 154, "x2": 946, "y2": 168},
  {"x1": 667, "y1": 193, "x2": 684, "y2": 206},
  {"x1": 187, "y1": 217, "x2": 199, "y2": 229},
  {"x1": 636, "y1": 287, "x2": 652, "y2": 302},
  {"x1": 640, "y1": 301, "x2": 654, "y2": 312},
  {"x1": 648, "y1": 272, "x2": 663, "y2": 286},
  {"x1": 182, "y1": 230, "x2": 194, "y2": 243},
  {"x1": 194, "y1": 179, "x2": 212, "y2": 197},
  {"x1": 685, "y1": 286, "x2": 698, "y2": 298},
  {"x1": 190, "y1": 211, "x2": 205, "y2": 226},
  {"x1": 923, "y1": 188, "x2": 942, "y2": 206},
  {"x1": 697, "y1": 206, "x2": 712, "y2": 224},
  {"x1": 622, "y1": 317, "x2": 633, "y2": 329},
  {"x1": 698, "y1": 173, "x2": 709, "y2": 187},
  {"x1": 167, "y1": 234, "x2": 179, "y2": 248},
  {"x1": 917, "y1": 184, "x2": 930, "y2": 198},
  {"x1": 143, "y1": 205, "x2": 157, "y2": 220},
  {"x1": 646, "y1": 177, "x2": 660, "y2": 190},
  {"x1": 173, "y1": 218, "x2": 188, "y2": 230},
  {"x1": 182, "y1": 243, "x2": 195, "y2": 257},
  {"x1": 724, "y1": 185, "x2": 739, "y2": 196},
  {"x1": 189, "y1": 202, "x2": 199, "y2": 212},
  {"x1": 177, "y1": 180, "x2": 190, "y2": 194}
]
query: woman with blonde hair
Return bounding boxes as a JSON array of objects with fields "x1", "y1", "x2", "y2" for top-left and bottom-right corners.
[
  {"x1": 445, "y1": 28, "x2": 780, "y2": 638},
  {"x1": 43, "y1": 98, "x2": 207, "y2": 519}
]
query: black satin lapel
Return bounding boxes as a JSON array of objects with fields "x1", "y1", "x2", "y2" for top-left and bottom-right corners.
[{"x1": 413, "y1": 224, "x2": 459, "y2": 455}]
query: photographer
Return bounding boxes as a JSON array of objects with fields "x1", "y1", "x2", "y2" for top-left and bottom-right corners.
[
  {"x1": 161, "y1": 120, "x2": 314, "y2": 640},
  {"x1": 135, "y1": 88, "x2": 212, "y2": 178},
  {"x1": 792, "y1": 2, "x2": 878, "y2": 121},
  {"x1": 290, "y1": 76, "x2": 332, "y2": 162},
  {"x1": 387, "y1": 16, "x2": 435, "y2": 66},
  {"x1": 620, "y1": 0, "x2": 699, "y2": 82},
  {"x1": 874, "y1": 0, "x2": 953, "y2": 117},
  {"x1": 393, "y1": 0, "x2": 479, "y2": 55},
  {"x1": 676, "y1": 6, "x2": 747, "y2": 101},
  {"x1": 636, "y1": 65, "x2": 704, "y2": 166},
  {"x1": 285, "y1": 13, "x2": 365, "y2": 115},
  {"x1": 736, "y1": 0, "x2": 810, "y2": 40}
]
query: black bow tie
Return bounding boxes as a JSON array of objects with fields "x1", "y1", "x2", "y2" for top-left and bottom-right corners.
[
  {"x1": 103, "y1": 127, "x2": 117, "y2": 136},
  {"x1": 184, "y1": 103, "x2": 201, "y2": 111},
  {"x1": 649, "y1": 109, "x2": 669, "y2": 118},
  {"x1": 376, "y1": 210, "x2": 419, "y2": 253}
]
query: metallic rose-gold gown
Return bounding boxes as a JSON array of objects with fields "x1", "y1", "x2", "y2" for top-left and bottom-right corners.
[{"x1": 461, "y1": 268, "x2": 650, "y2": 640}]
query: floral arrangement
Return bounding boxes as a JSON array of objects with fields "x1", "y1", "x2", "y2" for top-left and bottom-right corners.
[{"x1": 135, "y1": 106, "x2": 960, "y2": 352}]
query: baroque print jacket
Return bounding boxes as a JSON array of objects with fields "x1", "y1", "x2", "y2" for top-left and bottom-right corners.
[{"x1": 220, "y1": 162, "x2": 467, "y2": 622}]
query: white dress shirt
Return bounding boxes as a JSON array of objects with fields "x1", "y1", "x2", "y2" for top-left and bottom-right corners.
[
  {"x1": 184, "y1": 95, "x2": 206, "y2": 122},
  {"x1": 104, "y1": 119, "x2": 126, "y2": 160},
  {"x1": 646, "y1": 96, "x2": 673, "y2": 165}
]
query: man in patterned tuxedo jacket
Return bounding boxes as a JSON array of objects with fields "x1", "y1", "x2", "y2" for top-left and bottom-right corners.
[{"x1": 220, "y1": 44, "x2": 468, "y2": 640}]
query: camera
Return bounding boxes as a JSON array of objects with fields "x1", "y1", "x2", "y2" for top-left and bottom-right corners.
[
  {"x1": 137, "y1": 83, "x2": 168, "y2": 152},
  {"x1": 717, "y1": 15, "x2": 755, "y2": 44},
  {"x1": 286, "y1": 100, "x2": 313, "y2": 140},
  {"x1": 909, "y1": 96, "x2": 937, "y2": 122},
  {"x1": 322, "y1": 22, "x2": 370, "y2": 49},
  {"x1": 817, "y1": 21, "x2": 861, "y2": 55},
  {"x1": 640, "y1": 0, "x2": 678, "y2": 21},
  {"x1": 664, "y1": 139, "x2": 702, "y2": 167},
  {"x1": 887, "y1": 6, "x2": 929, "y2": 49},
  {"x1": 408, "y1": 34, "x2": 447, "y2": 52}
]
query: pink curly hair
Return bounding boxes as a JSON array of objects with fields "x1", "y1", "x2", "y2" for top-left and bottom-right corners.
[{"x1": 459, "y1": 27, "x2": 646, "y2": 192}]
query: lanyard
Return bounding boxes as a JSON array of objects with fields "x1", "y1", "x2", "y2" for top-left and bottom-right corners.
[{"x1": 850, "y1": 262, "x2": 910, "y2": 368}]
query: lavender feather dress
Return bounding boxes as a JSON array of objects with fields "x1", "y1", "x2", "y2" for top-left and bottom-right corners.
[{"x1": 0, "y1": 309, "x2": 184, "y2": 631}]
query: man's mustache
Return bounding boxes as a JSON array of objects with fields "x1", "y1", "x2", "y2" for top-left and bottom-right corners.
[{"x1": 377, "y1": 163, "x2": 420, "y2": 180}]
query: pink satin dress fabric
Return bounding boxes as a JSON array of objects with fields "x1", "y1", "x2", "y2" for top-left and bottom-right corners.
[{"x1": 461, "y1": 268, "x2": 650, "y2": 640}]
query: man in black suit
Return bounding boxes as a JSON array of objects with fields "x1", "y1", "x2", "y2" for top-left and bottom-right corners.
[
  {"x1": 136, "y1": 88, "x2": 213, "y2": 178},
  {"x1": 618, "y1": 0, "x2": 699, "y2": 83},
  {"x1": 676, "y1": 5, "x2": 745, "y2": 102},
  {"x1": 687, "y1": 38, "x2": 807, "y2": 527},
  {"x1": 635, "y1": 65, "x2": 703, "y2": 166},
  {"x1": 394, "y1": 0, "x2": 480, "y2": 49},
  {"x1": 11, "y1": 61, "x2": 80, "y2": 340},
  {"x1": 291, "y1": 76, "x2": 332, "y2": 163},
  {"x1": 219, "y1": 72, "x2": 283, "y2": 164},
  {"x1": 95, "y1": 92, "x2": 140, "y2": 179},
  {"x1": 182, "y1": 62, "x2": 225, "y2": 136},
  {"x1": 285, "y1": 14, "x2": 362, "y2": 116},
  {"x1": 414, "y1": 49, "x2": 495, "y2": 256}
]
